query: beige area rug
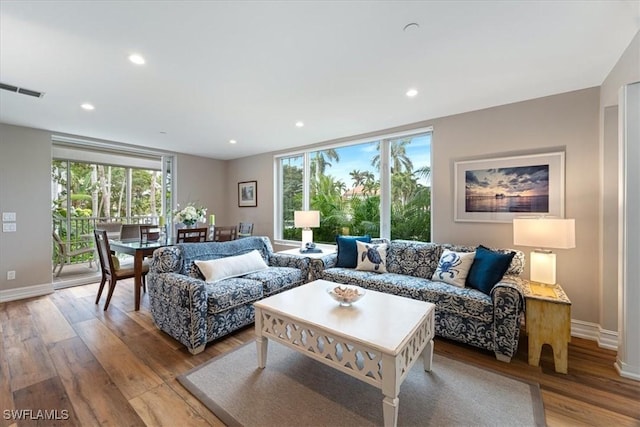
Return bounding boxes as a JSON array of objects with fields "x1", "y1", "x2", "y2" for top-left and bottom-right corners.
[{"x1": 178, "y1": 341, "x2": 545, "y2": 427}]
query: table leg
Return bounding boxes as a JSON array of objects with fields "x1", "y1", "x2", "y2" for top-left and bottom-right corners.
[
  {"x1": 134, "y1": 251, "x2": 144, "y2": 311},
  {"x1": 381, "y1": 354, "x2": 399, "y2": 427},
  {"x1": 382, "y1": 396, "x2": 399, "y2": 427},
  {"x1": 422, "y1": 338, "x2": 434, "y2": 372},
  {"x1": 255, "y1": 307, "x2": 268, "y2": 368}
]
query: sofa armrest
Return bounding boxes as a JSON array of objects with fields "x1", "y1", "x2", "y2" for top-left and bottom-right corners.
[
  {"x1": 150, "y1": 245, "x2": 183, "y2": 274},
  {"x1": 309, "y1": 253, "x2": 338, "y2": 281},
  {"x1": 147, "y1": 271, "x2": 209, "y2": 354},
  {"x1": 269, "y1": 253, "x2": 311, "y2": 281},
  {"x1": 490, "y1": 277, "x2": 525, "y2": 360}
]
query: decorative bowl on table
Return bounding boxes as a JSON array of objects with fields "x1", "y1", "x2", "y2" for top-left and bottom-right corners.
[{"x1": 327, "y1": 285, "x2": 366, "y2": 306}]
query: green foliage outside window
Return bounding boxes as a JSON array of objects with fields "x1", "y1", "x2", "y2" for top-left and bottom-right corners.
[{"x1": 281, "y1": 134, "x2": 431, "y2": 244}]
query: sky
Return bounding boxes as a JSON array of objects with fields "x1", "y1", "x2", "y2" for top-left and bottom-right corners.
[{"x1": 321, "y1": 133, "x2": 432, "y2": 186}]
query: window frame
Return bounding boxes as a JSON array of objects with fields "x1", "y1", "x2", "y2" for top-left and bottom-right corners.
[{"x1": 273, "y1": 126, "x2": 433, "y2": 246}]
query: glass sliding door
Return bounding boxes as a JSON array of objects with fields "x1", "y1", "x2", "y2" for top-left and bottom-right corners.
[{"x1": 51, "y1": 146, "x2": 172, "y2": 283}]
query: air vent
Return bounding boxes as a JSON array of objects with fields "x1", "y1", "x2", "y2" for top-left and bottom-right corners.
[{"x1": 0, "y1": 82, "x2": 45, "y2": 98}]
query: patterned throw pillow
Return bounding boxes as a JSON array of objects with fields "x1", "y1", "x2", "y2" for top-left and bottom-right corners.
[
  {"x1": 431, "y1": 250, "x2": 476, "y2": 287},
  {"x1": 355, "y1": 241, "x2": 388, "y2": 273}
]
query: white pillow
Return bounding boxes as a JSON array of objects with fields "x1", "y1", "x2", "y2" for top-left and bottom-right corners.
[
  {"x1": 432, "y1": 250, "x2": 476, "y2": 287},
  {"x1": 194, "y1": 250, "x2": 268, "y2": 282},
  {"x1": 355, "y1": 240, "x2": 388, "y2": 273}
]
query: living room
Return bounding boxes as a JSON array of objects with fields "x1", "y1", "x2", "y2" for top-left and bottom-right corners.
[{"x1": 1, "y1": 1, "x2": 639, "y2": 425}]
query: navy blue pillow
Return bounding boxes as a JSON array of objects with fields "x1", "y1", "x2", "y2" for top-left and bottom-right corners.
[
  {"x1": 336, "y1": 235, "x2": 371, "y2": 268},
  {"x1": 465, "y1": 245, "x2": 515, "y2": 295}
]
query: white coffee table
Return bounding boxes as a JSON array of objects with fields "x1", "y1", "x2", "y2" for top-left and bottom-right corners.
[{"x1": 254, "y1": 279, "x2": 435, "y2": 427}]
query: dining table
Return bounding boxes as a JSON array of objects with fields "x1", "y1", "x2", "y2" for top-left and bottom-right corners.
[{"x1": 108, "y1": 237, "x2": 173, "y2": 310}]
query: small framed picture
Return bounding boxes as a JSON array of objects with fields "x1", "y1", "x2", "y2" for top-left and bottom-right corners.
[
  {"x1": 454, "y1": 152, "x2": 565, "y2": 222},
  {"x1": 238, "y1": 181, "x2": 257, "y2": 207}
]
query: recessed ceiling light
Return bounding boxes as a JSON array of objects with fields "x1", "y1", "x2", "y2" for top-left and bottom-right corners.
[
  {"x1": 229, "y1": 139, "x2": 237, "y2": 144},
  {"x1": 128, "y1": 54, "x2": 145, "y2": 65},
  {"x1": 295, "y1": 121, "x2": 304, "y2": 128},
  {"x1": 406, "y1": 88, "x2": 418, "y2": 98},
  {"x1": 81, "y1": 103, "x2": 95, "y2": 110}
]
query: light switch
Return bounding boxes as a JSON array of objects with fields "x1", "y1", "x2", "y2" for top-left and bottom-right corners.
[
  {"x1": 2, "y1": 212, "x2": 16, "y2": 222},
  {"x1": 3, "y1": 223, "x2": 16, "y2": 232}
]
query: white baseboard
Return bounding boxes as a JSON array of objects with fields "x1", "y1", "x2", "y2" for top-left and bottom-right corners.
[
  {"x1": 0, "y1": 282, "x2": 54, "y2": 303},
  {"x1": 615, "y1": 359, "x2": 640, "y2": 381},
  {"x1": 571, "y1": 319, "x2": 618, "y2": 350}
]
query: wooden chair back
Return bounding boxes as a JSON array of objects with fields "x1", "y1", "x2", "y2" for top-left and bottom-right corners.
[
  {"x1": 94, "y1": 229, "x2": 118, "y2": 280},
  {"x1": 120, "y1": 224, "x2": 141, "y2": 240},
  {"x1": 95, "y1": 222, "x2": 123, "y2": 238},
  {"x1": 139, "y1": 225, "x2": 160, "y2": 242},
  {"x1": 93, "y1": 229, "x2": 148, "y2": 310},
  {"x1": 176, "y1": 227, "x2": 208, "y2": 243},
  {"x1": 214, "y1": 225, "x2": 237, "y2": 242},
  {"x1": 238, "y1": 222, "x2": 254, "y2": 238}
]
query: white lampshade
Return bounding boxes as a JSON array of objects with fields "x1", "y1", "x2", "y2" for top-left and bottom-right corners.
[
  {"x1": 294, "y1": 210, "x2": 320, "y2": 229},
  {"x1": 513, "y1": 217, "x2": 575, "y2": 285},
  {"x1": 513, "y1": 217, "x2": 575, "y2": 249},
  {"x1": 294, "y1": 210, "x2": 320, "y2": 250}
]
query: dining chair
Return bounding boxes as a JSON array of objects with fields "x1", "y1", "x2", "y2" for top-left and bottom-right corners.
[
  {"x1": 120, "y1": 224, "x2": 141, "y2": 240},
  {"x1": 176, "y1": 227, "x2": 208, "y2": 243},
  {"x1": 93, "y1": 229, "x2": 149, "y2": 311},
  {"x1": 139, "y1": 224, "x2": 160, "y2": 242},
  {"x1": 95, "y1": 222, "x2": 123, "y2": 239},
  {"x1": 213, "y1": 225, "x2": 238, "y2": 242},
  {"x1": 237, "y1": 222, "x2": 254, "y2": 238},
  {"x1": 52, "y1": 231, "x2": 95, "y2": 277}
]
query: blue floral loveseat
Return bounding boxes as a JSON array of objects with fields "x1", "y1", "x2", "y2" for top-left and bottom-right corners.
[
  {"x1": 148, "y1": 236, "x2": 310, "y2": 354},
  {"x1": 312, "y1": 239, "x2": 526, "y2": 362}
]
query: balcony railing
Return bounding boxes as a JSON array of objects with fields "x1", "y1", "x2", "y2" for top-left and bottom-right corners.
[{"x1": 52, "y1": 216, "x2": 161, "y2": 266}]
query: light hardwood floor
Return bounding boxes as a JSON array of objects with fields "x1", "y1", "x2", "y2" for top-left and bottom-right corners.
[{"x1": 1, "y1": 280, "x2": 639, "y2": 426}]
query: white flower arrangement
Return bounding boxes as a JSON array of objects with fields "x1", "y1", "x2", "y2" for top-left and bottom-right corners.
[{"x1": 173, "y1": 203, "x2": 207, "y2": 227}]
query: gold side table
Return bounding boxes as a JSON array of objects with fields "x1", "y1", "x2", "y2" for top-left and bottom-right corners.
[{"x1": 522, "y1": 280, "x2": 571, "y2": 374}]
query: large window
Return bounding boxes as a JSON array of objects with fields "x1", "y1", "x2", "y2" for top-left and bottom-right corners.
[{"x1": 276, "y1": 128, "x2": 431, "y2": 243}]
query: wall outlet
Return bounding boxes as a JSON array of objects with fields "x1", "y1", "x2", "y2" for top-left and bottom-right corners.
[
  {"x1": 3, "y1": 223, "x2": 17, "y2": 232},
  {"x1": 2, "y1": 212, "x2": 16, "y2": 222},
  {"x1": 7, "y1": 271, "x2": 15, "y2": 280}
]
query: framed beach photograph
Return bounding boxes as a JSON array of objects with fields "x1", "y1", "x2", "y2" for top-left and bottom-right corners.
[
  {"x1": 238, "y1": 180, "x2": 257, "y2": 207},
  {"x1": 454, "y1": 152, "x2": 565, "y2": 223}
]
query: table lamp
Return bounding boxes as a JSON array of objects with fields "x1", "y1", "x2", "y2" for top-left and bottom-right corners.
[
  {"x1": 294, "y1": 210, "x2": 320, "y2": 252},
  {"x1": 513, "y1": 217, "x2": 575, "y2": 285}
]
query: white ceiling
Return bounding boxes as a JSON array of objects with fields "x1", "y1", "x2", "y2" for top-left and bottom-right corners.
[{"x1": 1, "y1": 1, "x2": 638, "y2": 160}]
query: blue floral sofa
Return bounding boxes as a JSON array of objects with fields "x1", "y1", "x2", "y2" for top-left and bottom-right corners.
[
  {"x1": 312, "y1": 239, "x2": 526, "y2": 362},
  {"x1": 147, "y1": 236, "x2": 310, "y2": 354}
]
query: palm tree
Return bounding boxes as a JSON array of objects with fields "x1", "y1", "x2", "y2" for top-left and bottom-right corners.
[
  {"x1": 310, "y1": 149, "x2": 340, "y2": 182},
  {"x1": 349, "y1": 169, "x2": 366, "y2": 190},
  {"x1": 371, "y1": 139, "x2": 414, "y2": 174}
]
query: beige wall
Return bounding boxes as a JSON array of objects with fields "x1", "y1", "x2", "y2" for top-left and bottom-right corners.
[
  {"x1": 175, "y1": 153, "x2": 227, "y2": 226},
  {"x1": 599, "y1": 31, "x2": 640, "y2": 332},
  {"x1": 0, "y1": 124, "x2": 55, "y2": 293},
  {"x1": 226, "y1": 153, "x2": 274, "y2": 239}
]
